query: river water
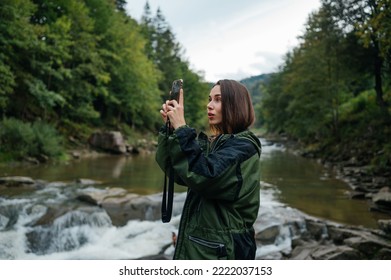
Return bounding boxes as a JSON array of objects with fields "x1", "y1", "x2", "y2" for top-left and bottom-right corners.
[{"x1": 0, "y1": 139, "x2": 388, "y2": 259}]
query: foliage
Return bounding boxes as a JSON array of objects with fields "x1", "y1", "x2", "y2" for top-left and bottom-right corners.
[
  {"x1": 261, "y1": 0, "x2": 391, "y2": 171},
  {"x1": 0, "y1": 118, "x2": 65, "y2": 161},
  {"x1": 139, "y1": 2, "x2": 209, "y2": 130},
  {"x1": 0, "y1": 0, "x2": 209, "y2": 161}
]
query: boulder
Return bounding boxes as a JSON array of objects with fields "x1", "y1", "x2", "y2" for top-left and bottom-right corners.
[
  {"x1": 0, "y1": 176, "x2": 35, "y2": 187},
  {"x1": 256, "y1": 225, "x2": 280, "y2": 245},
  {"x1": 76, "y1": 187, "x2": 128, "y2": 205},
  {"x1": 371, "y1": 192, "x2": 391, "y2": 214},
  {"x1": 378, "y1": 219, "x2": 391, "y2": 234},
  {"x1": 88, "y1": 131, "x2": 127, "y2": 154}
]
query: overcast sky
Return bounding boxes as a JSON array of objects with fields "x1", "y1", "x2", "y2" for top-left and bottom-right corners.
[{"x1": 126, "y1": 0, "x2": 321, "y2": 82}]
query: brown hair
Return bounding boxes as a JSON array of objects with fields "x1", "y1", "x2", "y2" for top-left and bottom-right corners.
[{"x1": 210, "y1": 79, "x2": 255, "y2": 135}]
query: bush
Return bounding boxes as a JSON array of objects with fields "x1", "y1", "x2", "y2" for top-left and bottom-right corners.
[
  {"x1": 0, "y1": 118, "x2": 65, "y2": 161},
  {"x1": 31, "y1": 121, "x2": 64, "y2": 158}
]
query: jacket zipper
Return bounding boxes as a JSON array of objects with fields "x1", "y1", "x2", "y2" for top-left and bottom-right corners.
[{"x1": 188, "y1": 235, "x2": 227, "y2": 257}]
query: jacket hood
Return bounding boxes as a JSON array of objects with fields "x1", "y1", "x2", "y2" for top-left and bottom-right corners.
[
  {"x1": 198, "y1": 130, "x2": 262, "y2": 156},
  {"x1": 234, "y1": 130, "x2": 262, "y2": 157}
]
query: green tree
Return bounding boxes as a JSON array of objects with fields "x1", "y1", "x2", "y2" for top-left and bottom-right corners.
[
  {"x1": 85, "y1": 0, "x2": 162, "y2": 129},
  {"x1": 140, "y1": 3, "x2": 209, "y2": 129},
  {"x1": 327, "y1": 0, "x2": 390, "y2": 116}
]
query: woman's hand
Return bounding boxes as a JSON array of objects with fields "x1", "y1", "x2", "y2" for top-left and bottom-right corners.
[
  {"x1": 161, "y1": 88, "x2": 186, "y2": 129},
  {"x1": 160, "y1": 103, "x2": 168, "y2": 123}
]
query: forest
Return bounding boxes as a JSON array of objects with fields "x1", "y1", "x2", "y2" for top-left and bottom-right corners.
[
  {"x1": 259, "y1": 0, "x2": 391, "y2": 176},
  {"x1": 0, "y1": 0, "x2": 209, "y2": 162},
  {"x1": 0, "y1": 0, "x2": 390, "y2": 179}
]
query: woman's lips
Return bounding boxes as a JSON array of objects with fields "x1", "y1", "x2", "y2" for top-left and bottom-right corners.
[{"x1": 208, "y1": 112, "x2": 215, "y2": 119}]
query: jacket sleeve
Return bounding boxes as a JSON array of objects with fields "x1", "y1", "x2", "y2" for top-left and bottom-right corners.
[
  {"x1": 155, "y1": 125, "x2": 187, "y2": 186},
  {"x1": 168, "y1": 126, "x2": 259, "y2": 201},
  {"x1": 155, "y1": 126, "x2": 169, "y2": 173}
]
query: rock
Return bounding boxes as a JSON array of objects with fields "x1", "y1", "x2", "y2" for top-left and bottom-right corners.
[
  {"x1": 71, "y1": 151, "x2": 81, "y2": 159},
  {"x1": 75, "y1": 178, "x2": 102, "y2": 186},
  {"x1": 305, "y1": 219, "x2": 328, "y2": 240},
  {"x1": 256, "y1": 225, "x2": 280, "y2": 245},
  {"x1": 347, "y1": 191, "x2": 366, "y2": 199},
  {"x1": 0, "y1": 176, "x2": 35, "y2": 187},
  {"x1": 100, "y1": 193, "x2": 151, "y2": 225},
  {"x1": 376, "y1": 248, "x2": 391, "y2": 259},
  {"x1": 378, "y1": 219, "x2": 391, "y2": 234},
  {"x1": 33, "y1": 206, "x2": 71, "y2": 226},
  {"x1": 75, "y1": 188, "x2": 186, "y2": 226},
  {"x1": 312, "y1": 244, "x2": 363, "y2": 260},
  {"x1": 88, "y1": 131, "x2": 127, "y2": 154},
  {"x1": 76, "y1": 187, "x2": 128, "y2": 205},
  {"x1": 372, "y1": 192, "x2": 391, "y2": 208},
  {"x1": 289, "y1": 242, "x2": 317, "y2": 260},
  {"x1": 344, "y1": 236, "x2": 390, "y2": 258}
]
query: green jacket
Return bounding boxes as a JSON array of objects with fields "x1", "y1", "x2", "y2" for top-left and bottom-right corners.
[{"x1": 156, "y1": 125, "x2": 261, "y2": 260}]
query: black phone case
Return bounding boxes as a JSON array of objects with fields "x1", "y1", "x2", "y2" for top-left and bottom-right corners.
[{"x1": 170, "y1": 79, "x2": 183, "y2": 102}]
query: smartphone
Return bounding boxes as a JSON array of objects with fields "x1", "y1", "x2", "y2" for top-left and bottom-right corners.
[{"x1": 170, "y1": 79, "x2": 183, "y2": 102}]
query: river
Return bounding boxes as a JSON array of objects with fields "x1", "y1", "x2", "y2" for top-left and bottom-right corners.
[{"x1": 0, "y1": 139, "x2": 388, "y2": 259}]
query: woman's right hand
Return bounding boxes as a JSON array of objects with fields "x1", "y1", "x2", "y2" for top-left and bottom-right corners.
[{"x1": 165, "y1": 89, "x2": 186, "y2": 129}]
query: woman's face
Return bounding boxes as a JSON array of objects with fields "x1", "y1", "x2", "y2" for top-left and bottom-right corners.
[{"x1": 207, "y1": 85, "x2": 223, "y2": 126}]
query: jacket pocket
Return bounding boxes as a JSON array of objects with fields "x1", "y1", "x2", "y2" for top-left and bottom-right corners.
[{"x1": 188, "y1": 235, "x2": 228, "y2": 259}]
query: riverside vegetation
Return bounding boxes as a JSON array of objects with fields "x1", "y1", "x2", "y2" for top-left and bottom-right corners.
[{"x1": 0, "y1": 0, "x2": 209, "y2": 165}]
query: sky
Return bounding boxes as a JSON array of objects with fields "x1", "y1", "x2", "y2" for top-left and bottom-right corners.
[{"x1": 125, "y1": 0, "x2": 322, "y2": 82}]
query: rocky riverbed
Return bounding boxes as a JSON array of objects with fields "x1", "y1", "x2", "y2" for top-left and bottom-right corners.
[{"x1": 1, "y1": 176, "x2": 390, "y2": 260}]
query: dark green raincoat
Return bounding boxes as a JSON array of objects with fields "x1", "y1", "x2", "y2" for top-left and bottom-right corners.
[{"x1": 156, "y1": 125, "x2": 261, "y2": 259}]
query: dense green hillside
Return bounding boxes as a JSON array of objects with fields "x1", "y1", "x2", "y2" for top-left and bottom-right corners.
[
  {"x1": 0, "y1": 0, "x2": 209, "y2": 163},
  {"x1": 241, "y1": 74, "x2": 272, "y2": 103},
  {"x1": 260, "y1": 0, "x2": 391, "y2": 179}
]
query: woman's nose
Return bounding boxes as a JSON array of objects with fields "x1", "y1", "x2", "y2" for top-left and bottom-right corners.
[{"x1": 207, "y1": 101, "x2": 213, "y2": 109}]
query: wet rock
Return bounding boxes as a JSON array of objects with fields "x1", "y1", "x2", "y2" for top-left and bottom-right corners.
[
  {"x1": 371, "y1": 191, "x2": 391, "y2": 214},
  {"x1": 376, "y1": 248, "x2": 391, "y2": 259},
  {"x1": 102, "y1": 192, "x2": 186, "y2": 226},
  {"x1": 256, "y1": 225, "x2": 280, "y2": 245},
  {"x1": 70, "y1": 151, "x2": 81, "y2": 159},
  {"x1": 290, "y1": 242, "x2": 364, "y2": 260},
  {"x1": 33, "y1": 206, "x2": 72, "y2": 226},
  {"x1": 75, "y1": 188, "x2": 186, "y2": 226},
  {"x1": 76, "y1": 187, "x2": 128, "y2": 205},
  {"x1": 0, "y1": 176, "x2": 35, "y2": 187},
  {"x1": 101, "y1": 194, "x2": 158, "y2": 225},
  {"x1": 88, "y1": 131, "x2": 127, "y2": 154},
  {"x1": 254, "y1": 208, "x2": 391, "y2": 260},
  {"x1": 313, "y1": 244, "x2": 363, "y2": 260},
  {"x1": 75, "y1": 178, "x2": 102, "y2": 186},
  {"x1": 344, "y1": 236, "x2": 389, "y2": 258},
  {"x1": 305, "y1": 220, "x2": 328, "y2": 240},
  {"x1": 377, "y1": 219, "x2": 391, "y2": 234},
  {"x1": 284, "y1": 217, "x2": 391, "y2": 260}
]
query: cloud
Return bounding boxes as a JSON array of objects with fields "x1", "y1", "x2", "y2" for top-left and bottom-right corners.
[
  {"x1": 252, "y1": 51, "x2": 284, "y2": 73},
  {"x1": 126, "y1": 0, "x2": 321, "y2": 82}
]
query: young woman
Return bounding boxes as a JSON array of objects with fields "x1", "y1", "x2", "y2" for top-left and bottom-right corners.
[{"x1": 156, "y1": 79, "x2": 261, "y2": 259}]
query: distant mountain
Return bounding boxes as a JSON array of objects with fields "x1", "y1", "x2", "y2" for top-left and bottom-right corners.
[
  {"x1": 205, "y1": 73, "x2": 273, "y2": 104},
  {"x1": 240, "y1": 73, "x2": 273, "y2": 104}
]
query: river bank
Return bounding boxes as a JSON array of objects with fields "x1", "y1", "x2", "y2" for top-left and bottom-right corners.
[
  {"x1": 260, "y1": 132, "x2": 391, "y2": 217},
  {"x1": 1, "y1": 131, "x2": 391, "y2": 259},
  {"x1": 1, "y1": 176, "x2": 391, "y2": 260}
]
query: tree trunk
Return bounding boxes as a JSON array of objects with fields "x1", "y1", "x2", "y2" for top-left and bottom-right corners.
[{"x1": 372, "y1": 38, "x2": 390, "y2": 120}]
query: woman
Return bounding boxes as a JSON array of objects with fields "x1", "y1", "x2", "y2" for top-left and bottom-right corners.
[{"x1": 156, "y1": 79, "x2": 261, "y2": 259}]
